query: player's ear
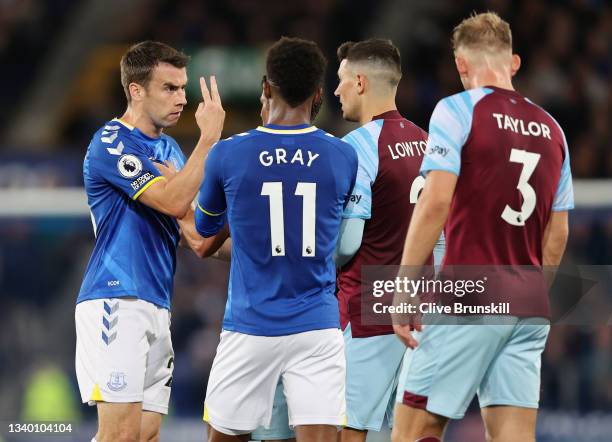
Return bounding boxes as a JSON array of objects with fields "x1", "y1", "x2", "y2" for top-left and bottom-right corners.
[
  {"x1": 128, "y1": 83, "x2": 143, "y2": 102},
  {"x1": 356, "y1": 73, "x2": 366, "y2": 95},
  {"x1": 262, "y1": 80, "x2": 272, "y2": 99},
  {"x1": 455, "y1": 55, "x2": 468, "y2": 77},
  {"x1": 510, "y1": 54, "x2": 521, "y2": 77}
]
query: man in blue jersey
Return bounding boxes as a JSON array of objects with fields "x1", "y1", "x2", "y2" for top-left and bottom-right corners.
[
  {"x1": 196, "y1": 37, "x2": 358, "y2": 442},
  {"x1": 75, "y1": 41, "x2": 227, "y2": 442},
  {"x1": 252, "y1": 39, "x2": 444, "y2": 442}
]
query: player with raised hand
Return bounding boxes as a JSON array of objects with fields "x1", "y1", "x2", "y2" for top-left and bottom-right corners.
[
  {"x1": 196, "y1": 36, "x2": 357, "y2": 442},
  {"x1": 75, "y1": 41, "x2": 226, "y2": 442},
  {"x1": 391, "y1": 12, "x2": 573, "y2": 442}
]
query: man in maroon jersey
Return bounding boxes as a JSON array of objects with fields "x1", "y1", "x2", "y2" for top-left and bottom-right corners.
[
  {"x1": 391, "y1": 12, "x2": 573, "y2": 442},
  {"x1": 332, "y1": 38, "x2": 441, "y2": 442}
]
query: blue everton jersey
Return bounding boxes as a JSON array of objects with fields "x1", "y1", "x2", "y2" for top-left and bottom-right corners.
[
  {"x1": 77, "y1": 118, "x2": 186, "y2": 310},
  {"x1": 195, "y1": 124, "x2": 358, "y2": 336}
]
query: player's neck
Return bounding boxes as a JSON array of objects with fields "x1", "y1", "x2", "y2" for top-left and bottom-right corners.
[
  {"x1": 468, "y1": 70, "x2": 514, "y2": 91},
  {"x1": 266, "y1": 104, "x2": 312, "y2": 127},
  {"x1": 120, "y1": 108, "x2": 163, "y2": 138},
  {"x1": 359, "y1": 98, "x2": 397, "y2": 125}
]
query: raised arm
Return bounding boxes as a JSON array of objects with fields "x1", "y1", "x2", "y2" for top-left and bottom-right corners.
[{"x1": 138, "y1": 77, "x2": 225, "y2": 218}]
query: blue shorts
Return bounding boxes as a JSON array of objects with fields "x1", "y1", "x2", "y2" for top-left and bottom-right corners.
[
  {"x1": 252, "y1": 323, "x2": 406, "y2": 439},
  {"x1": 397, "y1": 315, "x2": 550, "y2": 419}
]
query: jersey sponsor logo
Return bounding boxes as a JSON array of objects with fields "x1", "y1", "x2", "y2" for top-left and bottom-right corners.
[
  {"x1": 130, "y1": 172, "x2": 155, "y2": 191},
  {"x1": 107, "y1": 372, "x2": 127, "y2": 391},
  {"x1": 117, "y1": 154, "x2": 143, "y2": 178},
  {"x1": 349, "y1": 194, "x2": 362, "y2": 204},
  {"x1": 428, "y1": 145, "x2": 449, "y2": 157},
  {"x1": 107, "y1": 280, "x2": 120, "y2": 287}
]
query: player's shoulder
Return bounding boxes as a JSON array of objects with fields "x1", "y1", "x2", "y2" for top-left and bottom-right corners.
[
  {"x1": 341, "y1": 121, "x2": 384, "y2": 162},
  {"x1": 315, "y1": 128, "x2": 355, "y2": 151},
  {"x1": 436, "y1": 87, "x2": 495, "y2": 115},
  {"x1": 217, "y1": 128, "x2": 262, "y2": 150},
  {"x1": 88, "y1": 119, "x2": 143, "y2": 157},
  {"x1": 342, "y1": 120, "x2": 384, "y2": 146},
  {"x1": 307, "y1": 128, "x2": 357, "y2": 167},
  {"x1": 159, "y1": 132, "x2": 180, "y2": 149},
  {"x1": 522, "y1": 97, "x2": 566, "y2": 140}
]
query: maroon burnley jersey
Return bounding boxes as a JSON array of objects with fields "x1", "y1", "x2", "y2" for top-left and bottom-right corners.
[
  {"x1": 338, "y1": 110, "x2": 431, "y2": 337},
  {"x1": 421, "y1": 86, "x2": 574, "y2": 318}
]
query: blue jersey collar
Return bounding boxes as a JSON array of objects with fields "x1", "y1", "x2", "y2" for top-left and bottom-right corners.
[{"x1": 256, "y1": 123, "x2": 317, "y2": 134}]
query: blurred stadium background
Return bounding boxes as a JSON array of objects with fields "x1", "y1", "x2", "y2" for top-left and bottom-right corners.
[{"x1": 0, "y1": 0, "x2": 610, "y2": 441}]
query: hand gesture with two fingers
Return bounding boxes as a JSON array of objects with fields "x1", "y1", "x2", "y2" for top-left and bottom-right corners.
[{"x1": 196, "y1": 76, "x2": 225, "y2": 146}]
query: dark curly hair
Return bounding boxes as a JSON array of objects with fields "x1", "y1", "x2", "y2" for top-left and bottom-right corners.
[
  {"x1": 266, "y1": 37, "x2": 327, "y2": 108},
  {"x1": 120, "y1": 40, "x2": 189, "y2": 102},
  {"x1": 337, "y1": 38, "x2": 401, "y2": 87}
]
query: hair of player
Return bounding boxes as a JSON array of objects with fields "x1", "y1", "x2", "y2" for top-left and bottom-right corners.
[
  {"x1": 120, "y1": 41, "x2": 189, "y2": 102},
  {"x1": 452, "y1": 11, "x2": 512, "y2": 54},
  {"x1": 336, "y1": 38, "x2": 402, "y2": 88},
  {"x1": 265, "y1": 36, "x2": 327, "y2": 108}
]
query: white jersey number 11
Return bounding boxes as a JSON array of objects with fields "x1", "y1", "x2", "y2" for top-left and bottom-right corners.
[{"x1": 261, "y1": 182, "x2": 316, "y2": 257}]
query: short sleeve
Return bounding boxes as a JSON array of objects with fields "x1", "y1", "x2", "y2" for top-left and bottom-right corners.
[
  {"x1": 195, "y1": 142, "x2": 227, "y2": 237},
  {"x1": 420, "y1": 89, "x2": 492, "y2": 177},
  {"x1": 90, "y1": 133, "x2": 165, "y2": 200},
  {"x1": 552, "y1": 131, "x2": 575, "y2": 211},
  {"x1": 341, "y1": 121, "x2": 382, "y2": 219}
]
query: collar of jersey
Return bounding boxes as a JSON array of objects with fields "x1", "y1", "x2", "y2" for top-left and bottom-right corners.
[
  {"x1": 256, "y1": 124, "x2": 317, "y2": 134},
  {"x1": 112, "y1": 117, "x2": 135, "y2": 131},
  {"x1": 113, "y1": 117, "x2": 164, "y2": 142},
  {"x1": 371, "y1": 110, "x2": 402, "y2": 121}
]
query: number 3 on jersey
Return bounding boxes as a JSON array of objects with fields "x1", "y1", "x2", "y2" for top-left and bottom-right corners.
[
  {"x1": 501, "y1": 148, "x2": 541, "y2": 226},
  {"x1": 261, "y1": 182, "x2": 316, "y2": 257},
  {"x1": 409, "y1": 147, "x2": 541, "y2": 227}
]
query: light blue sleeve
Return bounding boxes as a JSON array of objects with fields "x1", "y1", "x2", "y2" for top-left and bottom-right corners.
[
  {"x1": 334, "y1": 218, "x2": 365, "y2": 267},
  {"x1": 552, "y1": 129, "x2": 574, "y2": 211},
  {"x1": 195, "y1": 142, "x2": 227, "y2": 237},
  {"x1": 341, "y1": 121, "x2": 383, "y2": 219},
  {"x1": 420, "y1": 88, "x2": 492, "y2": 177}
]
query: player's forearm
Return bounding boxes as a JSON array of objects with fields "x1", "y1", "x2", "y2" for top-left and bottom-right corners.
[
  {"x1": 160, "y1": 137, "x2": 215, "y2": 217},
  {"x1": 211, "y1": 238, "x2": 232, "y2": 261},
  {"x1": 542, "y1": 211, "x2": 569, "y2": 288},
  {"x1": 542, "y1": 230, "x2": 568, "y2": 267},
  {"x1": 334, "y1": 218, "x2": 364, "y2": 267},
  {"x1": 542, "y1": 214, "x2": 569, "y2": 267},
  {"x1": 178, "y1": 211, "x2": 230, "y2": 258},
  {"x1": 400, "y1": 194, "x2": 448, "y2": 267}
]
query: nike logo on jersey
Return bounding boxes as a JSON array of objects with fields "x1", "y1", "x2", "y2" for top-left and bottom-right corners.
[
  {"x1": 259, "y1": 148, "x2": 320, "y2": 167},
  {"x1": 492, "y1": 113, "x2": 551, "y2": 139}
]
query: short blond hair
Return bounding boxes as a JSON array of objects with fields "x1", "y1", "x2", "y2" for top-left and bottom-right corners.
[{"x1": 452, "y1": 12, "x2": 512, "y2": 54}]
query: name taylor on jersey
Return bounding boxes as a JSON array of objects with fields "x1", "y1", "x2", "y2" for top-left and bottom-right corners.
[{"x1": 492, "y1": 112, "x2": 552, "y2": 139}]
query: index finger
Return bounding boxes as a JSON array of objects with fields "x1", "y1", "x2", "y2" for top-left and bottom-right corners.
[
  {"x1": 209, "y1": 75, "x2": 221, "y2": 104},
  {"x1": 200, "y1": 76, "x2": 211, "y2": 103}
]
